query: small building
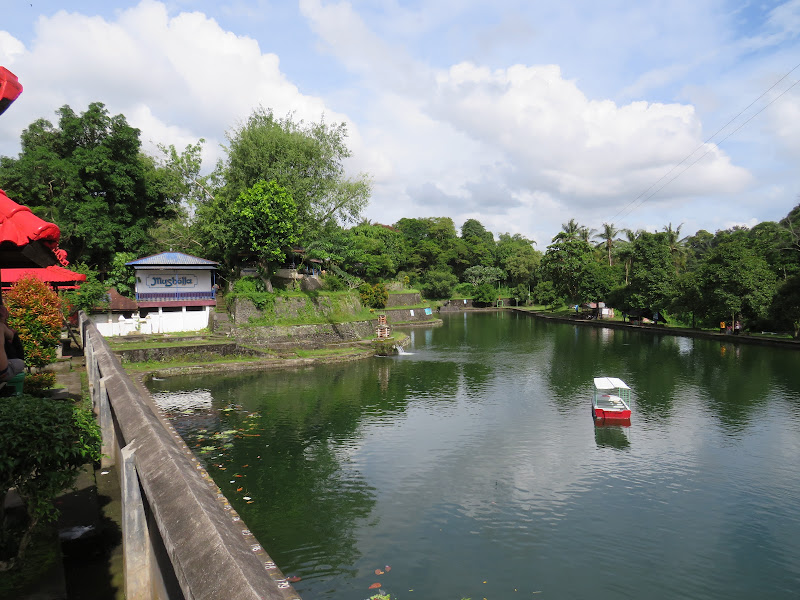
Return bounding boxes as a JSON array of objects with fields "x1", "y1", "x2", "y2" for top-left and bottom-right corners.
[
  {"x1": 126, "y1": 252, "x2": 219, "y2": 334},
  {"x1": 89, "y1": 288, "x2": 140, "y2": 336}
]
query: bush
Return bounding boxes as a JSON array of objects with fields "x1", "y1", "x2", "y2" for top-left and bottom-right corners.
[
  {"x1": 473, "y1": 282, "x2": 498, "y2": 305},
  {"x1": 5, "y1": 277, "x2": 63, "y2": 371},
  {"x1": 21, "y1": 373, "x2": 57, "y2": 397},
  {"x1": 321, "y1": 273, "x2": 347, "y2": 291},
  {"x1": 358, "y1": 283, "x2": 389, "y2": 309},
  {"x1": 453, "y1": 282, "x2": 475, "y2": 297},
  {"x1": 533, "y1": 280, "x2": 561, "y2": 308},
  {"x1": 0, "y1": 396, "x2": 101, "y2": 567},
  {"x1": 420, "y1": 269, "x2": 457, "y2": 299}
]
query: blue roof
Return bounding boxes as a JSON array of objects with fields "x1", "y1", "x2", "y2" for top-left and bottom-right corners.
[{"x1": 126, "y1": 252, "x2": 218, "y2": 267}]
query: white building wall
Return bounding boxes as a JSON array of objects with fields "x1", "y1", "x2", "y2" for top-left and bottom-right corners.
[{"x1": 89, "y1": 307, "x2": 211, "y2": 336}]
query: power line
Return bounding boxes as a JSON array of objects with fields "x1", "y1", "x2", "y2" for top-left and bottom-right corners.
[{"x1": 609, "y1": 61, "x2": 800, "y2": 225}]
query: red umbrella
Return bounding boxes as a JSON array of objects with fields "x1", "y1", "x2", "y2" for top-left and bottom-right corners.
[{"x1": 0, "y1": 189, "x2": 68, "y2": 269}]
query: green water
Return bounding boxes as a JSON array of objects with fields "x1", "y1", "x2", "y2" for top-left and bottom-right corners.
[{"x1": 149, "y1": 312, "x2": 800, "y2": 599}]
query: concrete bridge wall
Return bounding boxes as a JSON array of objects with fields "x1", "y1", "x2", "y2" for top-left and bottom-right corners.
[{"x1": 80, "y1": 313, "x2": 301, "y2": 600}]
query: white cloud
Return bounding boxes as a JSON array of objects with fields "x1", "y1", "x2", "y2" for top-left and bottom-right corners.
[{"x1": 0, "y1": 0, "x2": 347, "y2": 171}]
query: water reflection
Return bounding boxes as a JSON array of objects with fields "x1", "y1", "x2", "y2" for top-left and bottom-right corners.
[{"x1": 594, "y1": 423, "x2": 631, "y2": 449}]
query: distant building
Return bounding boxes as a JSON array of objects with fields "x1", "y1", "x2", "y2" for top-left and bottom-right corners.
[{"x1": 126, "y1": 252, "x2": 219, "y2": 334}]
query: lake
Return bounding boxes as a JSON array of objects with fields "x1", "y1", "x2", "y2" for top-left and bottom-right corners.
[{"x1": 148, "y1": 311, "x2": 800, "y2": 600}]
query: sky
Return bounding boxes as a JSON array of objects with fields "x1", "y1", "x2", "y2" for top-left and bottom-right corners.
[{"x1": 1, "y1": 0, "x2": 799, "y2": 247}]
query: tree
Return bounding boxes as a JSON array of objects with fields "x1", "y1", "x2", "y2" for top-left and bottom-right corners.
[
  {"x1": 625, "y1": 231, "x2": 675, "y2": 312},
  {"x1": 594, "y1": 222, "x2": 623, "y2": 266},
  {"x1": 770, "y1": 274, "x2": 800, "y2": 337},
  {"x1": 347, "y1": 222, "x2": 405, "y2": 281},
  {"x1": 226, "y1": 180, "x2": 299, "y2": 268},
  {"x1": 5, "y1": 277, "x2": 63, "y2": 371},
  {"x1": 0, "y1": 103, "x2": 179, "y2": 270},
  {"x1": 538, "y1": 233, "x2": 596, "y2": 304},
  {"x1": 695, "y1": 233, "x2": 776, "y2": 325},
  {"x1": 420, "y1": 269, "x2": 458, "y2": 299},
  {"x1": 460, "y1": 218, "x2": 495, "y2": 266},
  {"x1": 105, "y1": 252, "x2": 137, "y2": 298},
  {"x1": 463, "y1": 265, "x2": 504, "y2": 287},
  {"x1": 662, "y1": 222, "x2": 689, "y2": 275},
  {"x1": 496, "y1": 233, "x2": 540, "y2": 286},
  {"x1": 218, "y1": 108, "x2": 370, "y2": 236}
]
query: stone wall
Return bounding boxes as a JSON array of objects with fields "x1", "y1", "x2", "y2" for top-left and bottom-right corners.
[
  {"x1": 235, "y1": 321, "x2": 376, "y2": 348},
  {"x1": 233, "y1": 294, "x2": 363, "y2": 324},
  {"x1": 382, "y1": 308, "x2": 437, "y2": 323},
  {"x1": 385, "y1": 292, "x2": 422, "y2": 307},
  {"x1": 115, "y1": 343, "x2": 265, "y2": 363}
]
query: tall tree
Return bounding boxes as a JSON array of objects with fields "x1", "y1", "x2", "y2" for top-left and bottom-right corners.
[
  {"x1": 216, "y1": 108, "x2": 370, "y2": 237},
  {"x1": 625, "y1": 231, "x2": 675, "y2": 312},
  {"x1": 594, "y1": 222, "x2": 623, "y2": 266},
  {"x1": 695, "y1": 232, "x2": 776, "y2": 325},
  {"x1": 662, "y1": 222, "x2": 689, "y2": 275},
  {"x1": 0, "y1": 103, "x2": 179, "y2": 270},
  {"x1": 539, "y1": 232, "x2": 597, "y2": 304}
]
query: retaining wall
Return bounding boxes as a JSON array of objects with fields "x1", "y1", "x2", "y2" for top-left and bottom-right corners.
[
  {"x1": 233, "y1": 295, "x2": 363, "y2": 325},
  {"x1": 385, "y1": 292, "x2": 422, "y2": 307},
  {"x1": 234, "y1": 320, "x2": 376, "y2": 348},
  {"x1": 80, "y1": 313, "x2": 301, "y2": 600},
  {"x1": 114, "y1": 343, "x2": 266, "y2": 363}
]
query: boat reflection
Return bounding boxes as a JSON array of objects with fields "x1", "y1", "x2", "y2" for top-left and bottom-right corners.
[{"x1": 593, "y1": 422, "x2": 631, "y2": 449}]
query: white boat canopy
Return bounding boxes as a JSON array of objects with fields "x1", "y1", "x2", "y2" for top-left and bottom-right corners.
[{"x1": 593, "y1": 377, "x2": 630, "y2": 391}]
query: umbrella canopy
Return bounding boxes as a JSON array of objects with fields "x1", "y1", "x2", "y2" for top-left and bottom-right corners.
[
  {"x1": 0, "y1": 189, "x2": 68, "y2": 268},
  {"x1": 0, "y1": 265, "x2": 86, "y2": 290}
]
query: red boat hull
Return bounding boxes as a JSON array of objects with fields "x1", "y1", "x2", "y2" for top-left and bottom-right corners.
[{"x1": 593, "y1": 407, "x2": 631, "y2": 423}]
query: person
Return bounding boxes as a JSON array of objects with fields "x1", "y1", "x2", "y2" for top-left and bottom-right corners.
[
  {"x1": 0, "y1": 306, "x2": 24, "y2": 381},
  {"x1": 0, "y1": 306, "x2": 24, "y2": 362},
  {"x1": 734, "y1": 320, "x2": 742, "y2": 335},
  {"x1": 720, "y1": 320, "x2": 726, "y2": 334}
]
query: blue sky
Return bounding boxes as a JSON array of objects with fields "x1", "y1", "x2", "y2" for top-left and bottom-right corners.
[{"x1": 1, "y1": 0, "x2": 799, "y2": 246}]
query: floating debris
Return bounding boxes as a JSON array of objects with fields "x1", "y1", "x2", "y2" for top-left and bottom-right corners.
[{"x1": 287, "y1": 576, "x2": 302, "y2": 583}]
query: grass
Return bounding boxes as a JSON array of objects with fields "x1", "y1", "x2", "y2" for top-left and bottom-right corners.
[
  {"x1": 294, "y1": 347, "x2": 372, "y2": 359},
  {"x1": 121, "y1": 354, "x2": 266, "y2": 372},
  {"x1": 107, "y1": 338, "x2": 229, "y2": 351}
]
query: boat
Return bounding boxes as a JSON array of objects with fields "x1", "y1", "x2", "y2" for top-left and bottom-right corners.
[{"x1": 592, "y1": 377, "x2": 631, "y2": 424}]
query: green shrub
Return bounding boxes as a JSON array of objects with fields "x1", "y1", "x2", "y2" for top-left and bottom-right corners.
[
  {"x1": 5, "y1": 277, "x2": 63, "y2": 371},
  {"x1": 0, "y1": 396, "x2": 101, "y2": 567},
  {"x1": 20, "y1": 373, "x2": 56, "y2": 398},
  {"x1": 420, "y1": 269, "x2": 457, "y2": 299},
  {"x1": 321, "y1": 273, "x2": 347, "y2": 291},
  {"x1": 359, "y1": 283, "x2": 388, "y2": 308},
  {"x1": 453, "y1": 282, "x2": 475, "y2": 297},
  {"x1": 473, "y1": 282, "x2": 498, "y2": 305}
]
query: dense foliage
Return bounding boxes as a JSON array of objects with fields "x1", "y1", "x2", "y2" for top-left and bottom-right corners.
[{"x1": 0, "y1": 103, "x2": 180, "y2": 271}]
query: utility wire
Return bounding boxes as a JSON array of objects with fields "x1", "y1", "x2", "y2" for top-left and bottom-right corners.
[{"x1": 609, "y1": 61, "x2": 800, "y2": 225}]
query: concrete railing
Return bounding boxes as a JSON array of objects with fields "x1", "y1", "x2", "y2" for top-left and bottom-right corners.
[{"x1": 80, "y1": 312, "x2": 301, "y2": 600}]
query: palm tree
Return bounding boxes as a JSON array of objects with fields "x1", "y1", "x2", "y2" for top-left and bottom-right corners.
[
  {"x1": 617, "y1": 228, "x2": 640, "y2": 284},
  {"x1": 663, "y1": 222, "x2": 689, "y2": 275},
  {"x1": 579, "y1": 225, "x2": 596, "y2": 244},
  {"x1": 561, "y1": 218, "x2": 582, "y2": 240},
  {"x1": 594, "y1": 222, "x2": 622, "y2": 266}
]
